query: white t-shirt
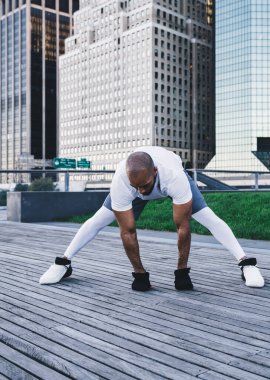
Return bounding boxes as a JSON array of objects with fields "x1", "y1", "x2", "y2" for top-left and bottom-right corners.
[{"x1": 110, "y1": 146, "x2": 192, "y2": 212}]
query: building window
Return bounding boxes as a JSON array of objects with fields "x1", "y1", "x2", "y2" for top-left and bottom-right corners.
[
  {"x1": 257, "y1": 137, "x2": 270, "y2": 151},
  {"x1": 45, "y1": 0, "x2": 55, "y2": 10},
  {"x1": 72, "y1": 0, "x2": 79, "y2": 13},
  {"x1": 31, "y1": 0, "x2": 42, "y2": 5},
  {"x1": 59, "y1": 1, "x2": 69, "y2": 13}
]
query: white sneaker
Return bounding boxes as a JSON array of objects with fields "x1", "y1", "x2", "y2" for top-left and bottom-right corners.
[
  {"x1": 39, "y1": 257, "x2": 72, "y2": 285},
  {"x1": 239, "y1": 258, "x2": 264, "y2": 288}
]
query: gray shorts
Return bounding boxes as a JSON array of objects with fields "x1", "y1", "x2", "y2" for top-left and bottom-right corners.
[{"x1": 103, "y1": 171, "x2": 207, "y2": 220}]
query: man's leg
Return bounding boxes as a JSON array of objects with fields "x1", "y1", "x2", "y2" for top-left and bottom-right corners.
[
  {"x1": 63, "y1": 206, "x2": 115, "y2": 260},
  {"x1": 39, "y1": 195, "x2": 149, "y2": 286},
  {"x1": 39, "y1": 198, "x2": 115, "y2": 284},
  {"x1": 192, "y1": 206, "x2": 246, "y2": 261},
  {"x1": 186, "y1": 172, "x2": 264, "y2": 287},
  {"x1": 192, "y1": 207, "x2": 264, "y2": 287},
  {"x1": 185, "y1": 171, "x2": 247, "y2": 260}
]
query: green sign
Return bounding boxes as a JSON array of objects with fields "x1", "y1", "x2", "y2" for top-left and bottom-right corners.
[
  {"x1": 77, "y1": 158, "x2": 91, "y2": 169},
  {"x1": 53, "y1": 158, "x2": 76, "y2": 169}
]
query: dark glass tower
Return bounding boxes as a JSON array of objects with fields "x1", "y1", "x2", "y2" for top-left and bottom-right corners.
[{"x1": 0, "y1": 0, "x2": 79, "y2": 178}]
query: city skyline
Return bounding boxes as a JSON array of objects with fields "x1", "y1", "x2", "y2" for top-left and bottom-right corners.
[{"x1": 0, "y1": 1, "x2": 269, "y2": 178}]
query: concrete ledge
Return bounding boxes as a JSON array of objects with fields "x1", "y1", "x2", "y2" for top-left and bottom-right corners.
[{"x1": 7, "y1": 191, "x2": 109, "y2": 222}]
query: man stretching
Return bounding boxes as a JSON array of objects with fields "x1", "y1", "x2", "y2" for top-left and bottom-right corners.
[{"x1": 40, "y1": 146, "x2": 264, "y2": 290}]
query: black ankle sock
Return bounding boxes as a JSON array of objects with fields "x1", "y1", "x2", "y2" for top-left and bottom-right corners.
[
  {"x1": 238, "y1": 258, "x2": 257, "y2": 267},
  {"x1": 174, "y1": 268, "x2": 193, "y2": 290},
  {"x1": 55, "y1": 257, "x2": 71, "y2": 266},
  {"x1": 132, "y1": 272, "x2": 151, "y2": 291}
]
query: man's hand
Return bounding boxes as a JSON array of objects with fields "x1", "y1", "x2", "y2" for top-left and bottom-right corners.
[
  {"x1": 173, "y1": 200, "x2": 192, "y2": 269},
  {"x1": 113, "y1": 209, "x2": 145, "y2": 273}
]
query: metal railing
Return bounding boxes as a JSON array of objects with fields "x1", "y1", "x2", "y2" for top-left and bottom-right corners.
[
  {"x1": 0, "y1": 169, "x2": 114, "y2": 192},
  {"x1": 187, "y1": 169, "x2": 270, "y2": 191},
  {"x1": 0, "y1": 169, "x2": 269, "y2": 192}
]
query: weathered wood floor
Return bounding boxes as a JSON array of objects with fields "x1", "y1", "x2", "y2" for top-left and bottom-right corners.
[{"x1": 0, "y1": 221, "x2": 269, "y2": 380}]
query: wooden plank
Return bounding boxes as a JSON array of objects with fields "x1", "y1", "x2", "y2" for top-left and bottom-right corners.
[
  {"x1": 0, "y1": 325, "x2": 151, "y2": 380},
  {"x1": 0, "y1": 274, "x2": 270, "y2": 366},
  {"x1": 1, "y1": 238, "x2": 267, "y2": 294},
  {"x1": 1, "y1": 274, "x2": 270, "y2": 353},
  {"x1": 1, "y1": 270, "x2": 268, "y2": 348},
  {"x1": 0, "y1": 296, "x2": 256, "y2": 370},
  {"x1": 5, "y1": 263, "x2": 270, "y2": 326},
  {"x1": 198, "y1": 370, "x2": 238, "y2": 380},
  {"x1": 0, "y1": 310, "x2": 203, "y2": 378},
  {"x1": 2, "y1": 262, "x2": 269, "y2": 326},
  {"x1": 0, "y1": 280, "x2": 265, "y2": 359},
  {"x1": 255, "y1": 350, "x2": 270, "y2": 359},
  {"x1": 55, "y1": 326, "x2": 270, "y2": 380},
  {"x1": 2, "y1": 262, "x2": 268, "y2": 329},
  {"x1": 2, "y1": 254, "x2": 268, "y2": 318},
  {"x1": 0, "y1": 374, "x2": 9, "y2": 380},
  {"x1": 0, "y1": 328, "x2": 99, "y2": 380},
  {"x1": 1, "y1": 292, "x2": 269, "y2": 380},
  {"x1": 1, "y1": 235, "x2": 268, "y2": 303},
  {"x1": 0, "y1": 341, "x2": 71, "y2": 380},
  {"x1": 0, "y1": 356, "x2": 36, "y2": 380}
]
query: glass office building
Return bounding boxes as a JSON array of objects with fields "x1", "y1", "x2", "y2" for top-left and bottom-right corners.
[
  {"x1": 207, "y1": 0, "x2": 270, "y2": 172},
  {"x1": 0, "y1": 0, "x2": 79, "y2": 179}
]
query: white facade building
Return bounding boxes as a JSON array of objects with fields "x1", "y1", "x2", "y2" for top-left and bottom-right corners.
[{"x1": 59, "y1": 0, "x2": 214, "y2": 171}]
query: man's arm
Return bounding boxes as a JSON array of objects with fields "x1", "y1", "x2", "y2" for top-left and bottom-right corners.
[
  {"x1": 113, "y1": 209, "x2": 146, "y2": 273},
  {"x1": 173, "y1": 200, "x2": 192, "y2": 269}
]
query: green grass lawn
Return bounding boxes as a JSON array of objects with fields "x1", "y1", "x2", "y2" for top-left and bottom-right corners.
[{"x1": 64, "y1": 192, "x2": 270, "y2": 240}]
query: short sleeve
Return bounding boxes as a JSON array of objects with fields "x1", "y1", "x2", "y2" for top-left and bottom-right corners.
[
  {"x1": 167, "y1": 171, "x2": 192, "y2": 205},
  {"x1": 110, "y1": 168, "x2": 134, "y2": 212}
]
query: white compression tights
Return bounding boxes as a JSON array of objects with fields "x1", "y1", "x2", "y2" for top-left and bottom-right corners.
[
  {"x1": 64, "y1": 205, "x2": 246, "y2": 261},
  {"x1": 64, "y1": 206, "x2": 115, "y2": 259},
  {"x1": 192, "y1": 207, "x2": 246, "y2": 261}
]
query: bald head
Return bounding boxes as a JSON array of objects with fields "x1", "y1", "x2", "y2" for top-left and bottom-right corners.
[
  {"x1": 126, "y1": 152, "x2": 154, "y2": 177},
  {"x1": 126, "y1": 152, "x2": 157, "y2": 195}
]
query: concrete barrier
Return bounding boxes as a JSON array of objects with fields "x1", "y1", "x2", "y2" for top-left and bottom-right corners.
[{"x1": 7, "y1": 191, "x2": 109, "y2": 222}]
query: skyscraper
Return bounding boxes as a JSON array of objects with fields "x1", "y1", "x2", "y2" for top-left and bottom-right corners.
[
  {"x1": 0, "y1": 0, "x2": 79, "y2": 178},
  {"x1": 207, "y1": 0, "x2": 270, "y2": 172},
  {"x1": 59, "y1": 0, "x2": 214, "y2": 171}
]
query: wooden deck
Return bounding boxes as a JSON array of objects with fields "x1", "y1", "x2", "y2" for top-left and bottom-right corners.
[{"x1": 0, "y1": 221, "x2": 269, "y2": 380}]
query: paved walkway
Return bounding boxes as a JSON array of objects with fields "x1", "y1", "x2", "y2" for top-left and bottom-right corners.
[{"x1": 0, "y1": 214, "x2": 269, "y2": 379}]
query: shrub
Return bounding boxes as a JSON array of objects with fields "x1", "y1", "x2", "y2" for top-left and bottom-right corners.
[
  {"x1": 14, "y1": 183, "x2": 29, "y2": 192},
  {"x1": 28, "y1": 177, "x2": 56, "y2": 192}
]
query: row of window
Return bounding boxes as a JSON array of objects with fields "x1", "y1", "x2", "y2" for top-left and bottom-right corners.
[
  {"x1": 61, "y1": 139, "x2": 151, "y2": 151},
  {"x1": 1, "y1": 0, "x2": 79, "y2": 15}
]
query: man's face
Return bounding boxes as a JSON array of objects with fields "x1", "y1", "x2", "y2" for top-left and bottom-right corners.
[{"x1": 128, "y1": 167, "x2": 157, "y2": 195}]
